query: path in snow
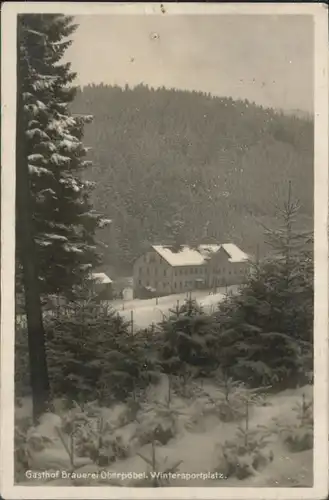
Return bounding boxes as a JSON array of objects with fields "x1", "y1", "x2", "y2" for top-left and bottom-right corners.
[{"x1": 111, "y1": 285, "x2": 240, "y2": 332}]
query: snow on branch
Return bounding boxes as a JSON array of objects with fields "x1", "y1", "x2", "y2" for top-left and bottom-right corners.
[
  {"x1": 28, "y1": 154, "x2": 45, "y2": 163},
  {"x1": 50, "y1": 153, "x2": 71, "y2": 166},
  {"x1": 59, "y1": 177, "x2": 80, "y2": 192},
  {"x1": 63, "y1": 243, "x2": 83, "y2": 253},
  {"x1": 28, "y1": 165, "x2": 52, "y2": 176},
  {"x1": 25, "y1": 128, "x2": 50, "y2": 141},
  {"x1": 59, "y1": 139, "x2": 81, "y2": 152},
  {"x1": 43, "y1": 233, "x2": 68, "y2": 242}
]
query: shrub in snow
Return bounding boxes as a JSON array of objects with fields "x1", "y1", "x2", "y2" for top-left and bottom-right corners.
[
  {"x1": 274, "y1": 393, "x2": 313, "y2": 452},
  {"x1": 214, "y1": 398, "x2": 274, "y2": 480},
  {"x1": 216, "y1": 425, "x2": 274, "y2": 480},
  {"x1": 136, "y1": 440, "x2": 183, "y2": 487},
  {"x1": 135, "y1": 394, "x2": 188, "y2": 447},
  {"x1": 200, "y1": 373, "x2": 269, "y2": 423},
  {"x1": 15, "y1": 411, "x2": 93, "y2": 482},
  {"x1": 58, "y1": 401, "x2": 133, "y2": 466},
  {"x1": 171, "y1": 369, "x2": 204, "y2": 399}
]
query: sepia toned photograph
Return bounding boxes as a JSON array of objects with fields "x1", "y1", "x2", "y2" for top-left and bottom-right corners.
[{"x1": 1, "y1": 2, "x2": 328, "y2": 500}]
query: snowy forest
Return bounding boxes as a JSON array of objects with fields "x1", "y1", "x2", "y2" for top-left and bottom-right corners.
[
  {"x1": 72, "y1": 83, "x2": 313, "y2": 273},
  {"x1": 14, "y1": 14, "x2": 314, "y2": 489}
]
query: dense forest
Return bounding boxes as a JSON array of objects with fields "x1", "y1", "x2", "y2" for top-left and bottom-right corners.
[{"x1": 72, "y1": 84, "x2": 313, "y2": 274}]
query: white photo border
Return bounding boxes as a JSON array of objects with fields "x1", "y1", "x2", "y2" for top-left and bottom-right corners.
[{"x1": 1, "y1": 2, "x2": 328, "y2": 499}]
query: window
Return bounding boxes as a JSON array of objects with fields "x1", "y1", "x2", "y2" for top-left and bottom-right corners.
[
  {"x1": 138, "y1": 279, "x2": 142, "y2": 285},
  {"x1": 174, "y1": 282, "x2": 177, "y2": 289},
  {"x1": 164, "y1": 269, "x2": 167, "y2": 277},
  {"x1": 180, "y1": 269, "x2": 183, "y2": 275},
  {"x1": 229, "y1": 270, "x2": 231, "y2": 275},
  {"x1": 190, "y1": 268, "x2": 193, "y2": 274},
  {"x1": 146, "y1": 281, "x2": 149, "y2": 286},
  {"x1": 175, "y1": 270, "x2": 177, "y2": 276},
  {"x1": 185, "y1": 269, "x2": 188, "y2": 275}
]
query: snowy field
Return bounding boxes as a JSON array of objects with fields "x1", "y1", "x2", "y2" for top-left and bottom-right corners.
[
  {"x1": 16, "y1": 377, "x2": 313, "y2": 488},
  {"x1": 110, "y1": 285, "x2": 240, "y2": 332}
]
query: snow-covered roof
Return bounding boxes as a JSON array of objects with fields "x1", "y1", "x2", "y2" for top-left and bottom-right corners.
[
  {"x1": 90, "y1": 272, "x2": 112, "y2": 284},
  {"x1": 152, "y1": 243, "x2": 249, "y2": 267},
  {"x1": 221, "y1": 243, "x2": 249, "y2": 263},
  {"x1": 152, "y1": 245, "x2": 205, "y2": 267}
]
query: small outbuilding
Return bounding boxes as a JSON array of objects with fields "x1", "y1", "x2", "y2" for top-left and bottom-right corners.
[{"x1": 89, "y1": 272, "x2": 113, "y2": 300}]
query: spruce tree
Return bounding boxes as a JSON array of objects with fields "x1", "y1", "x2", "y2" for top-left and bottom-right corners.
[
  {"x1": 214, "y1": 183, "x2": 313, "y2": 389},
  {"x1": 159, "y1": 299, "x2": 219, "y2": 375},
  {"x1": 17, "y1": 14, "x2": 108, "y2": 299}
]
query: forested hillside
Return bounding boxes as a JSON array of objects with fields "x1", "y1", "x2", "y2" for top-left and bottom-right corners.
[{"x1": 72, "y1": 84, "x2": 313, "y2": 273}]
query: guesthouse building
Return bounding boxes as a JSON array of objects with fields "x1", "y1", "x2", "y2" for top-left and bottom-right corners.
[{"x1": 133, "y1": 243, "x2": 250, "y2": 298}]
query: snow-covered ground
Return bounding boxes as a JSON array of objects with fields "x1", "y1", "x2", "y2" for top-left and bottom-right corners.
[
  {"x1": 15, "y1": 286, "x2": 241, "y2": 332},
  {"x1": 110, "y1": 285, "x2": 240, "y2": 332},
  {"x1": 16, "y1": 379, "x2": 313, "y2": 488}
]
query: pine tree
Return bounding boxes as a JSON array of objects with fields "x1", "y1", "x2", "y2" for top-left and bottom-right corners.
[
  {"x1": 158, "y1": 299, "x2": 219, "y2": 375},
  {"x1": 46, "y1": 303, "x2": 159, "y2": 403},
  {"x1": 17, "y1": 14, "x2": 109, "y2": 299},
  {"x1": 213, "y1": 184, "x2": 313, "y2": 389},
  {"x1": 261, "y1": 181, "x2": 313, "y2": 342}
]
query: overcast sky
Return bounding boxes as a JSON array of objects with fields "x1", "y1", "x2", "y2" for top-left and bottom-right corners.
[{"x1": 67, "y1": 14, "x2": 313, "y2": 113}]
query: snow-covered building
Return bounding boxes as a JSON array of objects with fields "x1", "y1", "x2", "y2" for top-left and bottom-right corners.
[
  {"x1": 88, "y1": 272, "x2": 113, "y2": 300},
  {"x1": 133, "y1": 243, "x2": 250, "y2": 298}
]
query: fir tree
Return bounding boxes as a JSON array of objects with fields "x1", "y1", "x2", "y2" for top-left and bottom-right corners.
[
  {"x1": 46, "y1": 303, "x2": 159, "y2": 403},
  {"x1": 17, "y1": 14, "x2": 109, "y2": 299},
  {"x1": 158, "y1": 299, "x2": 219, "y2": 375},
  {"x1": 213, "y1": 185, "x2": 313, "y2": 389}
]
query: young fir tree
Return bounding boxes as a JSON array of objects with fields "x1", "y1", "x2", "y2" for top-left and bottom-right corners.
[
  {"x1": 158, "y1": 298, "x2": 219, "y2": 376},
  {"x1": 17, "y1": 14, "x2": 109, "y2": 300},
  {"x1": 214, "y1": 183, "x2": 313, "y2": 389},
  {"x1": 46, "y1": 303, "x2": 159, "y2": 403}
]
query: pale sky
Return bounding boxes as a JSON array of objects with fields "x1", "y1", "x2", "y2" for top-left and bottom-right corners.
[{"x1": 67, "y1": 14, "x2": 313, "y2": 113}]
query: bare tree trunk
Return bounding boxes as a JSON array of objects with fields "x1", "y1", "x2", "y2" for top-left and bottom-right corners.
[{"x1": 16, "y1": 23, "x2": 50, "y2": 422}]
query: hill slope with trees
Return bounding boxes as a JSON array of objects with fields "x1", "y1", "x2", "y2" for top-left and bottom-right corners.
[{"x1": 72, "y1": 84, "x2": 313, "y2": 273}]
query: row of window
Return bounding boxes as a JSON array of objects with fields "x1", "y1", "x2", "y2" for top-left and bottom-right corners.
[
  {"x1": 138, "y1": 280, "x2": 198, "y2": 289},
  {"x1": 139, "y1": 266, "x2": 205, "y2": 276},
  {"x1": 138, "y1": 274, "x2": 245, "y2": 290},
  {"x1": 139, "y1": 266, "x2": 245, "y2": 276},
  {"x1": 174, "y1": 267, "x2": 205, "y2": 276}
]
